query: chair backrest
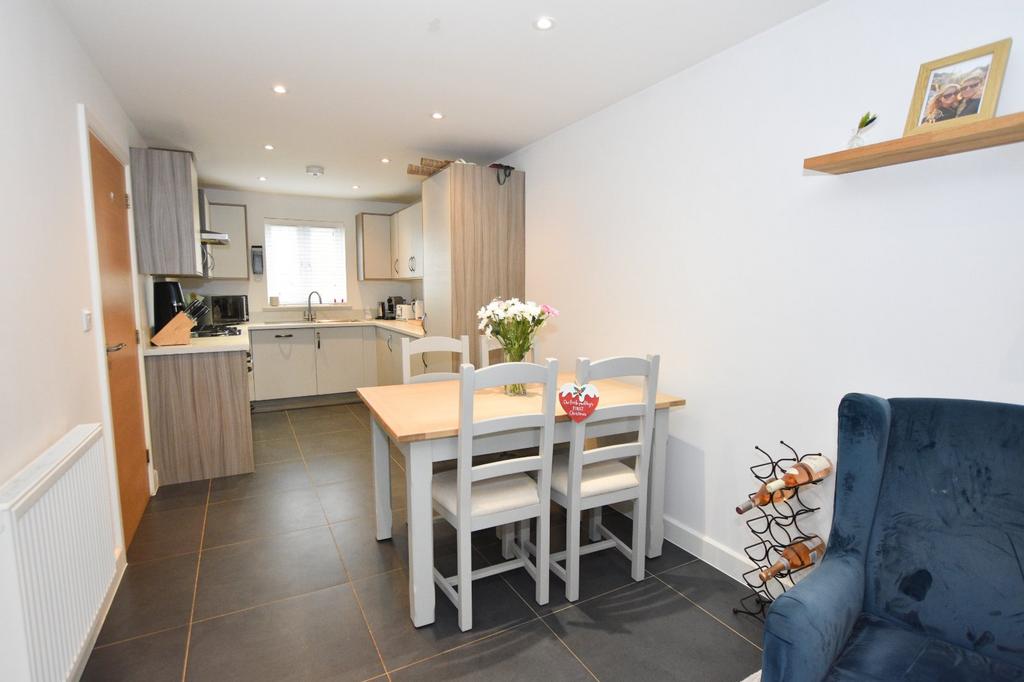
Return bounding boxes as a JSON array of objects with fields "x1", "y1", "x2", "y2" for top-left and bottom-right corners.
[
  {"x1": 401, "y1": 335, "x2": 470, "y2": 384},
  {"x1": 477, "y1": 335, "x2": 537, "y2": 368},
  {"x1": 859, "y1": 396, "x2": 1024, "y2": 667},
  {"x1": 565, "y1": 355, "x2": 660, "y2": 487},
  {"x1": 454, "y1": 359, "x2": 559, "y2": 521}
]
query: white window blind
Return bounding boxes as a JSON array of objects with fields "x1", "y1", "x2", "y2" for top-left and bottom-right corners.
[{"x1": 265, "y1": 222, "x2": 347, "y2": 305}]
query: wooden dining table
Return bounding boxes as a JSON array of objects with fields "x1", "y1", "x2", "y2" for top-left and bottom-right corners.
[{"x1": 357, "y1": 372, "x2": 685, "y2": 627}]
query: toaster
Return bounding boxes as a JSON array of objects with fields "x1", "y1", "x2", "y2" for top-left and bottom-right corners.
[{"x1": 395, "y1": 304, "x2": 415, "y2": 321}]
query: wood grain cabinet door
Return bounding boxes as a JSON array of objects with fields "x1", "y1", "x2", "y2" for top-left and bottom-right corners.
[
  {"x1": 315, "y1": 327, "x2": 364, "y2": 394},
  {"x1": 250, "y1": 328, "x2": 317, "y2": 399}
]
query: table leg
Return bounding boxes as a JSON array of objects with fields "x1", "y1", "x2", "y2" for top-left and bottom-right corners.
[
  {"x1": 646, "y1": 408, "x2": 668, "y2": 558},
  {"x1": 405, "y1": 441, "x2": 435, "y2": 627},
  {"x1": 372, "y1": 418, "x2": 392, "y2": 541}
]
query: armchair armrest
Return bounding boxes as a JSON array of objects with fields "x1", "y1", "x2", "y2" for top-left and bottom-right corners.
[{"x1": 761, "y1": 556, "x2": 865, "y2": 682}]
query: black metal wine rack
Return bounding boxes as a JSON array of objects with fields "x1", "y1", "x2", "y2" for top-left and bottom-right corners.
[{"x1": 732, "y1": 441, "x2": 823, "y2": 622}]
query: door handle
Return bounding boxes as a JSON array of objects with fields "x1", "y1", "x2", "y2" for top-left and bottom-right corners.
[
  {"x1": 393, "y1": 258, "x2": 399, "y2": 275},
  {"x1": 105, "y1": 342, "x2": 127, "y2": 354},
  {"x1": 274, "y1": 333, "x2": 293, "y2": 339}
]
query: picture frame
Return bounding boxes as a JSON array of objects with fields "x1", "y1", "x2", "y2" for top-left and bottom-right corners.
[{"x1": 903, "y1": 38, "x2": 1012, "y2": 136}]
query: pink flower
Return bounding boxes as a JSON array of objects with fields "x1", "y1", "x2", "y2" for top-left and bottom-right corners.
[{"x1": 540, "y1": 304, "x2": 559, "y2": 317}]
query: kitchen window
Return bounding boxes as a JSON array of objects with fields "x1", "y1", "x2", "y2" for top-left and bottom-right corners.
[{"x1": 264, "y1": 221, "x2": 347, "y2": 305}]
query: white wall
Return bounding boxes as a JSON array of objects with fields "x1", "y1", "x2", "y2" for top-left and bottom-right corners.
[
  {"x1": 504, "y1": 0, "x2": 1024, "y2": 578},
  {"x1": 0, "y1": 0, "x2": 140, "y2": 485},
  {"x1": 178, "y1": 188, "x2": 418, "y2": 322}
]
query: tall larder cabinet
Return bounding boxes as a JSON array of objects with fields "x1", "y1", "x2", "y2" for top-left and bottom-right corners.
[{"x1": 421, "y1": 163, "x2": 525, "y2": 368}]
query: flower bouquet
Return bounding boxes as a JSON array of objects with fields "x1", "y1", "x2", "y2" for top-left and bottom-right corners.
[{"x1": 477, "y1": 298, "x2": 559, "y2": 395}]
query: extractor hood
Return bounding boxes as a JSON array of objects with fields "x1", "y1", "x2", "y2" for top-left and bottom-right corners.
[{"x1": 200, "y1": 230, "x2": 230, "y2": 245}]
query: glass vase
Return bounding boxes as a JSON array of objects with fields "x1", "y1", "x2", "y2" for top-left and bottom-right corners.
[{"x1": 503, "y1": 347, "x2": 528, "y2": 396}]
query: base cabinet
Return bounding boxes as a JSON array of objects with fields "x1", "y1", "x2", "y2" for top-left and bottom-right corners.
[
  {"x1": 315, "y1": 327, "x2": 365, "y2": 394},
  {"x1": 250, "y1": 328, "x2": 317, "y2": 400},
  {"x1": 145, "y1": 351, "x2": 254, "y2": 484},
  {"x1": 375, "y1": 327, "x2": 423, "y2": 385}
]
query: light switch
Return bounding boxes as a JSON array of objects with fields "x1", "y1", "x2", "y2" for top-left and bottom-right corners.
[{"x1": 82, "y1": 309, "x2": 92, "y2": 332}]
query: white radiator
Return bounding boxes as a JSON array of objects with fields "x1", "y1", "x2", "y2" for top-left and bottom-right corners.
[{"x1": 0, "y1": 424, "x2": 121, "y2": 682}]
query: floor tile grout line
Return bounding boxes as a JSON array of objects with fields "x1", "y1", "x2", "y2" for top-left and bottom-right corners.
[
  {"x1": 384, "y1": 616, "x2": 543, "y2": 676},
  {"x1": 92, "y1": 623, "x2": 189, "y2": 651},
  {"x1": 476, "y1": 545, "x2": 601, "y2": 681},
  {"x1": 649, "y1": 572, "x2": 764, "y2": 652},
  {"x1": 179, "y1": 479, "x2": 212, "y2": 682},
  {"x1": 287, "y1": 409, "x2": 393, "y2": 682},
  {"x1": 189, "y1": 582, "x2": 348, "y2": 625}
]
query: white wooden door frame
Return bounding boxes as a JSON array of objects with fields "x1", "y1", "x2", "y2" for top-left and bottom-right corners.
[{"x1": 370, "y1": 408, "x2": 671, "y2": 627}]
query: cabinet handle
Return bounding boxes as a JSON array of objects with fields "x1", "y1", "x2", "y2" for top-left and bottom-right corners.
[
  {"x1": 386, "y1": 334, "x2": 392, "y2": 352},
  {"x1": 274, "y1": 333, "x2": 293, "y2": 339},
  {"x1": 393, "y1": 259, "x2": 399, "y2": 275},
  {"x1": 408, "y1": 256, "x2": 415, "y2": 272},
  {"x1": 316, "y1": 331, "x2": 321, "y2": 349}
]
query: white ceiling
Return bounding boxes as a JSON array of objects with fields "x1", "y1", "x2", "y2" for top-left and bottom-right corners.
[{"x1": 55, "y1": 0, "x2": 822, "y2": 202}]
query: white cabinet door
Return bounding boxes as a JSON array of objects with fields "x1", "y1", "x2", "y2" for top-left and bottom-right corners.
[
  {"x1": 356, "y1": 213, "x2": 392, "y2": 280},
  {"x1": 395, "y1": 203, "x2": 423, "y2": 279},
  {"x1": 389, "y1": 213, "x2": 400, "y2": 278},
  {"x1": 362, "y1": 327, "x2": 378, "y2": 386},
  {"x1": 375, "y1": 328, "x2": 397, "y2": 385},
  {"x1": 207, "y1": 203, "x2": 249, "y2": 279},
  {"x1": 315, "y1": 327, "x2": 364, "y2": 394},
  {"x1": 250, "y1": 328, "x2": 317, "y2": 400}
]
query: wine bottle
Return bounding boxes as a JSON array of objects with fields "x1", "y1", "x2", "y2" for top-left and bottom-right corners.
[
  {"x1": 758, "y1": 538, "x2": 825, "y2": 582},
  {"x1": 780, "y1": 455, "x2": 833, "y2": 488},
  {"x1": 735, "y1": 479, "x2": 793, "y2": 514}
]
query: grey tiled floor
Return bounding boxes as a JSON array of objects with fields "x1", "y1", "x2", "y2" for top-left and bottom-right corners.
[{"x1": 83, "y1": 403, "x2": 763, "y2": 681}]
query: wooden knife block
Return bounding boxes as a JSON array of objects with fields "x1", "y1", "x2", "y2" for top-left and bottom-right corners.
[{"x1": 151, "y1": 312, "x2": 195, "y2": 346}]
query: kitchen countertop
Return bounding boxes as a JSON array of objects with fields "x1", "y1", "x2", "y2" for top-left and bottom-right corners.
[{"x1": 143, "y1": 319, "x2": 425, "y2": 357}]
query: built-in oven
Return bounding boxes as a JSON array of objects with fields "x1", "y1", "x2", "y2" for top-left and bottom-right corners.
[{"x1": 209, "y1": 295, "x2": 249, "y2": 325}]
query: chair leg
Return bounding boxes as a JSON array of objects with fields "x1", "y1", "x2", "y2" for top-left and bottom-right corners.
[
  {"x1": 588, "y1": 507, "x2": 602, "y2": 542},
  {"x1": 500, "y1": 524, "x2": 514, "y2": 559},
  {"x1": 517, "y1": 519, "x2": 531, "y2": 552},
  {"x1": 457, "y1": 525, "x2": 473, "y2": 631},
  {"x1": 536, "y1": 508, "x2": 550, "y2": 605},
  {"x1": 631, "y1": 497, "x2": 647, "y2": 582},
  {"x1": 565, "y1": 503, "x2": 582, "y2": 602}
]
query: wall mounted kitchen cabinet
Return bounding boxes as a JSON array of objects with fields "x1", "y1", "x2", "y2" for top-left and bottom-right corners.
[
  {"x1": 422, "y1": 164, "x2": 525, "y2": 367},
  {"x1": 356, "y1": 213, "x2": 393, "y2": 280},
  {"x1": 250, "y1": 328, "x2": 318, "y2": 400},
  {"x1": 392, "y1": 202, "x2": 423, "y2": 279},
  {"x1": 205, "y1": 203, "x2": 249, "y2": 279},
  {"x1": 130, "y1": 147, "x2": 202, "y2": 276}
]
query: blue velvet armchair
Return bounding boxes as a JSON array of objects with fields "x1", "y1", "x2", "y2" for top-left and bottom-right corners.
[{"x1": 762, "y1": 393, "x2": 1024, "y2": 681}]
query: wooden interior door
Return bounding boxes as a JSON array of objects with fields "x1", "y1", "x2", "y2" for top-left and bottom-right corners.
[{"x1": 90, "y1": 132, "x2": 149, "y2": 546}]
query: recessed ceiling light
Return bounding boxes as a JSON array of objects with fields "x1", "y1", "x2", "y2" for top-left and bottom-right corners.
[
  {"x1": 352, "y1": 185, "x2": 360, "y2": 190},
  {"x1": 306, "y1": 165, "x2": 325, "y2": 177},
  {"x1": 263, "y1": 144, "x2": 274, "y2": 150},
  {"x1": 380, "y1": 157, "x2": 390, "y2": 164},
  {"x1": 431, "y1": 112, "x2": 444, "y2": 120},
  {"x1": 534, "y1": 16, "x2": 555, "y2": 30},
  {"x1": 258, "y1": 176, "x2": 267, "y2": 181},
  {"x1": 272, "y1": 84, "x2": 287, "y2": 94}
]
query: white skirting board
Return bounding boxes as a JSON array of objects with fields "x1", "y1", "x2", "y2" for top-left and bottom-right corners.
[{"x1": 661, "y1": 513, "x2": 756, "y2": 582}]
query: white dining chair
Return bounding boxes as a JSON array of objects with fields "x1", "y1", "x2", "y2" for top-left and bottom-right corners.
[
  {"x1": 546, "y1": 354, "x2": 660, "y2": 601},
  {"x1": 401, "y1": 335, "x2": 470, "y2": 384},
  {"x1": 477, "y1": 335, "x2": 536, "y2": 368},
  {"x1": 431, "y1": 359, "x2": 558, "y2": 631}
]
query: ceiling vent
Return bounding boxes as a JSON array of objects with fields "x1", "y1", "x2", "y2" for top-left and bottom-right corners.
[{"x1": 306, "y1": 165, "x2": 325, "y2": 177}]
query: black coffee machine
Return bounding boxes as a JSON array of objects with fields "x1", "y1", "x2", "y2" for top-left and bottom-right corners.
[
  {"x1": 385, "y1": 296, "x2": 405, "y2": 320},
  {"x1": 153, "y1": 281, "x2": 185, "y2": 333}
]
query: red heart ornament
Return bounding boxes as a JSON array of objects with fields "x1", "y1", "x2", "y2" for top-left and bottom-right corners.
[{"x1": 559, "y1": 383, "x2": 600, "y2": 423}]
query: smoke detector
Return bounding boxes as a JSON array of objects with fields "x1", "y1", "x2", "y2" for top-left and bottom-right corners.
[{"x1": 306, "y1": 165, "x2": 325, "y2": 177}]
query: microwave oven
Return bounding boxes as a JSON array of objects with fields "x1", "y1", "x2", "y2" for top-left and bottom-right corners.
[{"x1": 209, "y1": 295, "x2": 249, "y2": 325}]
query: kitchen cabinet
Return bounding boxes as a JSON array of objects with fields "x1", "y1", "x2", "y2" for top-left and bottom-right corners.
[
  {"x1": 250, "y1": 328, "x2": 317, "y2": 400},
  {"x1": 130, "y1": 147, "x2": 202, "y2": 276},
  {"x1": 315, "y1": 326, "x2": 365, "y2": 394},
  {"x1": 392, "y1": 202, "x2": 423, "y2": 279},
  {"x1": 422, "y1": 164, "x2": 524, "y2": 368},
  {"x1": 145, "y1": 351, "x2": 253, "y2": 484},
  {"x1": 356, "y1": 213, "x2": 392, "y2": 280},
  {"x1": 374, "y1": 327, "x2": 423, "y2": 385},
  {"x1": 205, "y1": 203, "x2": 249, "y2": 279}
]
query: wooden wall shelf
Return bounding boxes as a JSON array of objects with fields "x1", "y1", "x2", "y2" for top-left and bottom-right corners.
[{"x1": 804, "y1": 112, "x2": 1024, "y2": 174}]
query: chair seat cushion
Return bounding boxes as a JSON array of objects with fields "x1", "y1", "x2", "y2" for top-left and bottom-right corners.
[
  {"x1": 550, "y1": 454, "x2": 639, "y2": 498},
  {"x1": 432, "y1": 470, "x2": 539, "y2": 517},
  {"x1": 825, "y1": 613, "x2": 1024, "y2": 681}
]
